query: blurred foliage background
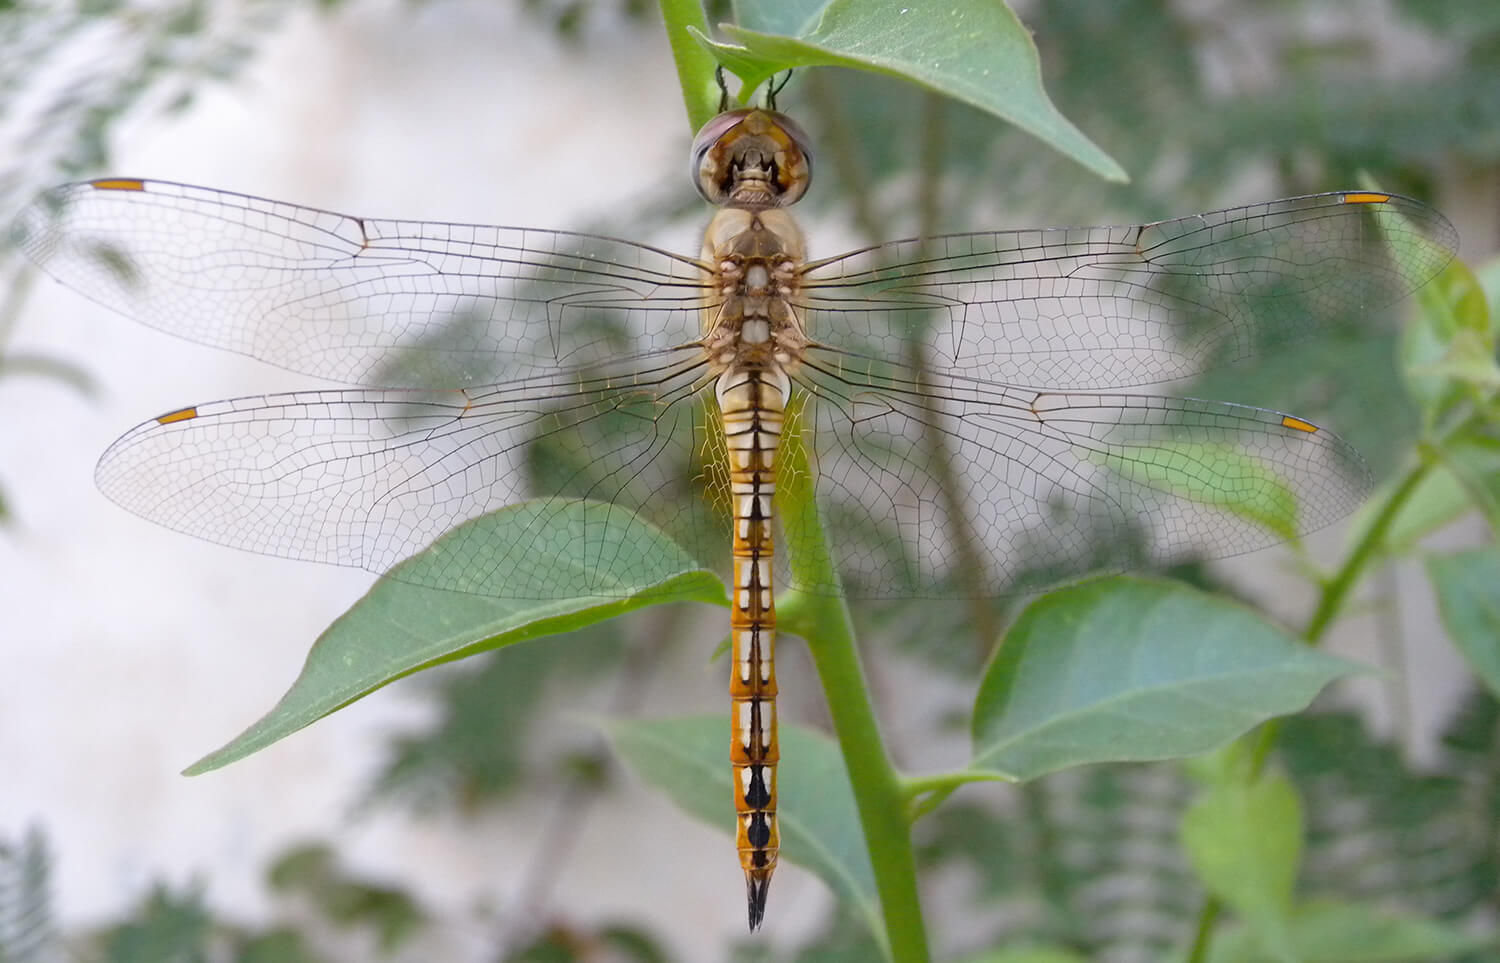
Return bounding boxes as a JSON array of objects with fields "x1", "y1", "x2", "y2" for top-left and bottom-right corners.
[{"x1": 3, "y1": 0, "x2": 1500, "y2": 961}]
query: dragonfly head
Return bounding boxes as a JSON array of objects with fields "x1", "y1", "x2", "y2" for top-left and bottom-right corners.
[{"x1": 692, "y1": 108, "x2": 812, "y2": 211}]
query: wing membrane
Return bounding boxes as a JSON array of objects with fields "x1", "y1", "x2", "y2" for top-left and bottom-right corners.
[
  {"x1": 18, "y1": 179, "x2": 713, "y2": 386},
  {"x1": 799, "y1": 192, "x2": 1457, "y2": 391},
  {"x1": 788, "y1": 351, "x2": 1370, "y2": 598},
  {"x1": 90, "y1": 319, "x2": 1371, "y2": 601},
  {"x1": 95, "y1": 349, "x2": 728, "y2": 597},
  {"x1": 31, "y1": 182, "x2": 1433, "y2": 600}
]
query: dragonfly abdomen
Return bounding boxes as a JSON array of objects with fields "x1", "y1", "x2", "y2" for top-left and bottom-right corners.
[{"x1": 716, "y1": 364, "x2": 787, "y2": 930}]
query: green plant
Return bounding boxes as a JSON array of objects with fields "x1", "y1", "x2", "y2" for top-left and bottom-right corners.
[{"x1": 0, "y1": 828, "x2": 56, "y2": 963}]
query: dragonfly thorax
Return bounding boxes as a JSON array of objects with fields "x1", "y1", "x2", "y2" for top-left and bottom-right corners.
[{"x1": 701, "y1": 206, "x2": 809, "y2": 370}]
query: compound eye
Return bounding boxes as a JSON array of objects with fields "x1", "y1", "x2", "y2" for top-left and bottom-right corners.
[
  {"x1": 690, "y1": 108, "x2": 813, "y2": 208},
  {"x1": 691, "y1": 109, "x2": 754, "y2": 205}
]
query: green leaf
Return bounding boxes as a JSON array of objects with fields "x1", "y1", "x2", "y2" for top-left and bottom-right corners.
[
  {"x1": 98, "y1": 884, "x2": 213, "y2": 963},
  {"x1": 695, "y1": 0, "x2": 1126, "y2": 181},
  {"x1": 1442, "y1": 420, "x2": 1500, "y2": 532},
  {"x1": 1361, "y1": 173, "x2": 1490, "y2": 425},
  {"x1": 237, "y1": 929, "x2": 323, "y2": 963},
  {"x1": 1407, "y1": 344, "x2": 1500, "y2": 392},
  {"x1": 1094, "y1": 442, "x2": 1301, "y2": 542},
  {"x1": 367, "y1": 627, "x2": 622, "y2": 808},
  {"x1": 1428, "y1": 548, "x2": 1500, "y2": 699},
  {"x1": 1345, "y1": 460, "x2": 1471, "y2": 556},
  {"x1": 1181, "y1": 769, "x2": 1302, "y2": 956},
  {"x1": 1400, "y1": 248, "x2": 1495, "y2": 422},
  {"x1": 1346, "y1": 417, "x2": 1500, "y2": 556},
  {"x1": 187, "y1": 502, "x2": 725, "y2": 773},
  {"x1": 1208, "y1": 900, "x2": 1493, "y2": 962},
  {"x1": 606, "y1": 717, "x2": 881, "y2": 939},
  {"x1": 731, "y1": 0, "x2": 828, "y2": 37},
  {"x1": 658, "y1": 0, "x2": 718, "y2": 129},
  {"x1": 971, "y1": 577, "x2": 1364, "y2": 781},
  {"x1": 1474, "y1": 252, "x2": 1500, "y2": 329},
  {"x1": 266, "y1": 844, "x2": 425, "y2": 951},
  {"x1": 1421, "y1": 253, "x2": 1493, "y2": 348},
  {"x1": 687, "y1": 31, "x2": 785, "y2": 96}
]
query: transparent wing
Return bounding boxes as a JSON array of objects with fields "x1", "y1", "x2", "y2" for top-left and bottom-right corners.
[
  {"x1": 95, "y1": 338, "x2": 1368, "y2": 600},
  {"x1": 94, "y1": 349, "x2": 732, "y2": 597},
  {"x1": 799, "y1": 192, "x2": 1457, "y2": 390},
  {"x1": 35, "y1": 182, "x2": 1430, "y2": 600},
  {"x1": 17, "y1": 179, "x2": 713, "y2": 386},
  {"x1": 787, "y1": 349, "x2": 1370, "y2": 598}
]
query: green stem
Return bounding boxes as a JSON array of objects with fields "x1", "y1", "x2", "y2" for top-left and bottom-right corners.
[
  {"x1": 1303, "y1": 460, "x2": 1434, "y2": 645},
  {"x1": 902, "y1": 770, "x2": 1008, "y2": 821},
  {"x1": 656, "y1": 0, "x2": 719, "y2": 131},
  {"x1": 0, "y1": 352, "x2": 97, "y2": 395},
  {"x1": 806, "y1": 71, "x2": 886, "y2": 243},
  {"x1": 1185, "y1": 898, "x2": 1223, "y2": 963},
  {"x1": 1185, "y1": 451, "x2": 1436, "y2": 963},
  {"x1": 902, "y1": 770, "x2": 1007, "y2": 798},
  {"x1": 779, "y1": 399, "x2": 929, "y2": 962},
  {"x1": 795, "y1": 591, "x2": 931, "y2": 962},
  {"x1": 1427, "y1": 429, "x2": 1500, "y2": 539}
]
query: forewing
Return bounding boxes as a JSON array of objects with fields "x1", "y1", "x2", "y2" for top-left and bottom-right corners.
[
  {"x1": 95, "y1": 349, "x2": 729, "y2": 598},
  {"x1": 788, "y1": 351, "x2": 1370, "y2": 598},
  {"x1": 798, "y1": 192, "x2": 1457, "y2": 391},
  {"x1": 17, "y1": 179, "x2": 712, "y2": 387}
]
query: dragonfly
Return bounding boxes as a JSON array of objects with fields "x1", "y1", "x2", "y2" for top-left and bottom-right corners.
[{"x1": 16, "y1": 107, "x2": 1456, "y2": 930}]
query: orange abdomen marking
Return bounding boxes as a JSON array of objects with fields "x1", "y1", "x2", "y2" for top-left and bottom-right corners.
[{"x1": 716, "y1": 364, "x2": 786, "y2": 930}]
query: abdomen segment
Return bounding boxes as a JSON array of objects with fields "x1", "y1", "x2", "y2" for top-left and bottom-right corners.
[{"x1": 717, "y1": 364, "x2": 787, "y2": 929}]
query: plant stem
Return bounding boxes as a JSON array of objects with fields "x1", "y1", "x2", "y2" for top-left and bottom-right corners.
[
  {"x1": 902, "y1": 770, "x2": 1007, "y2": 817},
  {"x1": 806, "y1": 71, "x2": 886, "y2": 243},
  {"x1": 797, "y1": 591, "x2": 932, "y2": 963},
  {"x1": 1185, "y1": 898, "x2": 1222, "y2": 962},
  {"x1": 1184, "y1": 451, "x2": 1435, "y2": 963},
  {"x1": 779, "y1": 399, "x2": 929, "y2": 962},
  {"x1": 656, "y1": 0, "x2": 718, "y2": 131},
  {"x1": 499, "y1": 616, "x2": 678, "y2": 953},
  {"x1": 1303, "y1": 459, "x2": 1434, "y2": 645}
]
